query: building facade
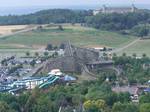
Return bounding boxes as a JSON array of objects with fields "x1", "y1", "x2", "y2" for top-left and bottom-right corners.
[{"x1": 93, "y1": 4, "x2": 137, "y2": 15}]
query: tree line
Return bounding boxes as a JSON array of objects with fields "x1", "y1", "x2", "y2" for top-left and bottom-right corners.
[
  {"x1": 1, "y1": 9, "x2": 150, "y2": 36},
  {"x1": 0, "y1": 9, "x2": 92, "y2": 25},
  {"x1": 86, "y1": 10, "x2": 150, "y2": 30},
  {"x1": 0, "y1": 79, "x2": 150, "y2": 112}
]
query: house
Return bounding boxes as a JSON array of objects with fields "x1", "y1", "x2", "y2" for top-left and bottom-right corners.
[{"x1": 93, "y1": 4, "x2": 137, "y2": 15}]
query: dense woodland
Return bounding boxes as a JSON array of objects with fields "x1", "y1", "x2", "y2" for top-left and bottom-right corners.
[
  {"x1": 0, "y1": 9, "x2": 93, "y2": 25},
  {"x1": 0, "y1": 78, "x2": 149, "y2": 112},
  {"x1": 0, "y1": 56, "x2": 150, "y2": 112},
  {"x1": 86, "y1": 10, "x2": 150, "y2": 30},
  {"x1": 113, "y1": 54, "x2": 150, "y2": 85}
]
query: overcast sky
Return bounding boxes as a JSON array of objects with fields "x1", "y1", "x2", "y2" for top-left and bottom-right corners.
[{"x1": 0, "y1": 0, "x2": 150, "y2": 7}]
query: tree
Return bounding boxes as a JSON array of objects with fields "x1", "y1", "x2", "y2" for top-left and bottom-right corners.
[
  {"x1": 26, "y1": 51, "x2": 30, "y2": 57},
  {"x1": 132, "y1": 53, "x2": 137, "y2": 58},
  {"x1": 139, "y1": 94, "x2": 150, "y2": 104},
  {"x1": 1, "y1": 59, "x2": 7, "y2": 66},
  {"x1": 17, "y1": 93, "x2": 30, "y2": 112},
  {"x1": 34, "y1": 52, "x2": 39, "y2": 57},
  {"x1": 35, "y1": 52, "x2": 39, "y2": 57},
  {"x1": 60, "y1": 43, "x2": 65, "y2": 49},
  {"x1": 122, "y1": 53, "x2": 127, "y2": 57},
  {"x1": 32, "y1": 97, "x2": 54, "y2": 112},
  {"x1": 113, "y1": 53, "x2": 117, "y2": 57},
  {"x1": 112, "y1": 102, "x2": 138, "y2": 112},
  {"x1": 140, "y1": 103, "x2": 150, "y2": 112},
  {"x1": 30, "y1": 60, "x2": 36, "y2": 67},
  {"x1": 0, "y1": 101, "x2": 16, "y2": 112},
  {"x1": 46, "y1": 44, "x2": 53, "y2": 51},
  {"x1": 58, "y1": 25, "x2": 64, "y2": 31},
  {"x1": 139, "y1": 27, "x2": 149, "y2": 38},
  {"x1": 131, "y1": 24, "x2": 149, "y2": 38},
  {"x1": 44, "y1": 51, "x2": 49, "y2": 57},
  {"x1": 83, "y1": 99, "x2": 106, "y2": 112},
  {"x1": 142, "y1": 53, "x2": 147, "y2": 58}
]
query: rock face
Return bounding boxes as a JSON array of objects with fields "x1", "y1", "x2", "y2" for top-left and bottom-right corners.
[{"x1": 43, "y1": 42, "x2": 99, "y2": 73}]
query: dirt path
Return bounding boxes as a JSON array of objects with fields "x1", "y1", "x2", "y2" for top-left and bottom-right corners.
[
  {"x1": 111, "y1": 38, "x2": 140, "y2": 53},
  {"x1": 0, "y1": 24, "x2": 47, "y2": 40},
  {"x1": 0, "y1": 26, "x2": 35, "y2": 39}
]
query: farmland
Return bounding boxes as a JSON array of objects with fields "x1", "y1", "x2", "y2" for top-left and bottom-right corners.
[
  {"x1": 0, "y1": 25, "x2": 135, "y2": 48},
  {"x1": 0, "y1": 25, "x2": 28, "y2": 36},
  {"x1": 0, "y1": 24, "x2": 150, "y2": 57}
]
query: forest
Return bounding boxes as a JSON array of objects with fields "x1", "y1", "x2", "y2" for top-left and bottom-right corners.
[{"x1": 0, "y1": 9, "x2": 93, "y2": 25}]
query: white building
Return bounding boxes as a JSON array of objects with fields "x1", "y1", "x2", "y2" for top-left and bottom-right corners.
[{"x1": 93, "y1": 4, "x2": 137, "y2": 15}]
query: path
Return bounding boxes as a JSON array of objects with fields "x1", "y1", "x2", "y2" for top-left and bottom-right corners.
[
  {"x1": 0, "y1": 24, "x2": 47, "y2": 40},
  {"x1": 111, "y1": 38, "x2": 140, "y2": 53}
]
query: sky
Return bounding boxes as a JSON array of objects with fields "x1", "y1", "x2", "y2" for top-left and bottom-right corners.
[{"x1": 0, "y1": 0, "x2": 150, "y2": 7}]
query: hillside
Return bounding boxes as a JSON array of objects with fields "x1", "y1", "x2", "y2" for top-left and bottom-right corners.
[
  {"x1": 0, "y1": 25, "x2": 135, "y2": 48},
  {"x1": 1, "y1": 24, "x2": 150, "y2": 57},
  {"x1": 118, "y1": 39, "x2": 150, "y2": 57}
]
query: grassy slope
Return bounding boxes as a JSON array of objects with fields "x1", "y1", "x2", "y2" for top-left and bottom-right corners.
[
  {"x1": 4, "y1": 25, "x2": 150, "y2": 57},
  {"x1": 0, "y1": 25, "x2": 135, "y2": 48},
  {"x1": 118, "y1": 39, "x2": 150, "y2": 57}
]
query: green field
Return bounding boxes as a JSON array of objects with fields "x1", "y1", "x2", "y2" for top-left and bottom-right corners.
[
  {"x1": 0, "y1": 25, "x2": 135, "y2": 48},
  {"x1": 1, "y1": 25, "x2": 150, "y2": 57},
  {"x1": 118, "y1": 39, "x2": 150, "y2": 57}
]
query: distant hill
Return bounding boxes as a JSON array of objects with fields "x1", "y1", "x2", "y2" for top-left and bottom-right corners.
[
  {"x1": 0, "y1": 9, "x2": 92, "y2": 25},
  {"x1": 0, "y1": 7, "x2": 150, "y2": 33}
]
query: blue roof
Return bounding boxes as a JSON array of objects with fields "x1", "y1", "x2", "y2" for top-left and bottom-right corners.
[
  {"x1": 144, "y1": 88, "x2": 150, "y2": 92},
  {"x1": 63, "y1": 75, "x2": 76, "y2": 81}
]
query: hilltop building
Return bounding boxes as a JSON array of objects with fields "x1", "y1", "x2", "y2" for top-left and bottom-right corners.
[{"x1": 93, "y1": 4, "x2": 138, "y2": 15}]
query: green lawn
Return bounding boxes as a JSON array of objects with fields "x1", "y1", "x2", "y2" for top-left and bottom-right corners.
[
  {"x1": 0, "y1": 25, "x2": 135, "y2": 48},
  {"x1": 118, "y1": 39, "x2": 150, "y2": 57}
]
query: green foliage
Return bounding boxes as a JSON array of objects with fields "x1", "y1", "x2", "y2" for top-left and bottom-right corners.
[
  {"x1": 140, "y1": 103, "x2": 150, "y2": 112},
  {"x1": 83, "y1": 99, "x2": 105, "y2": 112},
  {"x1": 139, "y1": 94, "x2": 150, "y2": 104},
  {"x1": 131, "y1": 24, "x2": 150, "y2": 37},
  {"x1": 113, "y1": 56, "x2": 150, "y2": 84},
  {"x1": 58, "y1": 25, "x2": 64, "y2": 31},
  {"x1": 35, "y1": 52, "x2": 39, "y2": 57},
  {"x1": 43, "y1": 51, "x2": 49, "y2": 57},
  {"x1": 30, "y1": 59, "x2": 36, "y2": 67},
  {"x1": 26, "y1": 51, "x2": 30, "y2": 57},
  {"x1": 86, "y1": 11, "x2": 150, "y2": 31},
  {"x1": 46, "y1": 43, "x2": 53, "y2": 51},
  {"x1": 0, "y1": 9, "x2": 92, "y2": 25},
  {"x1": 0, "y1": 101, "x2": 16, "y2": 112},
  {"x1": 112, "y1": 102, "x2": 139, "y2": 112}
]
